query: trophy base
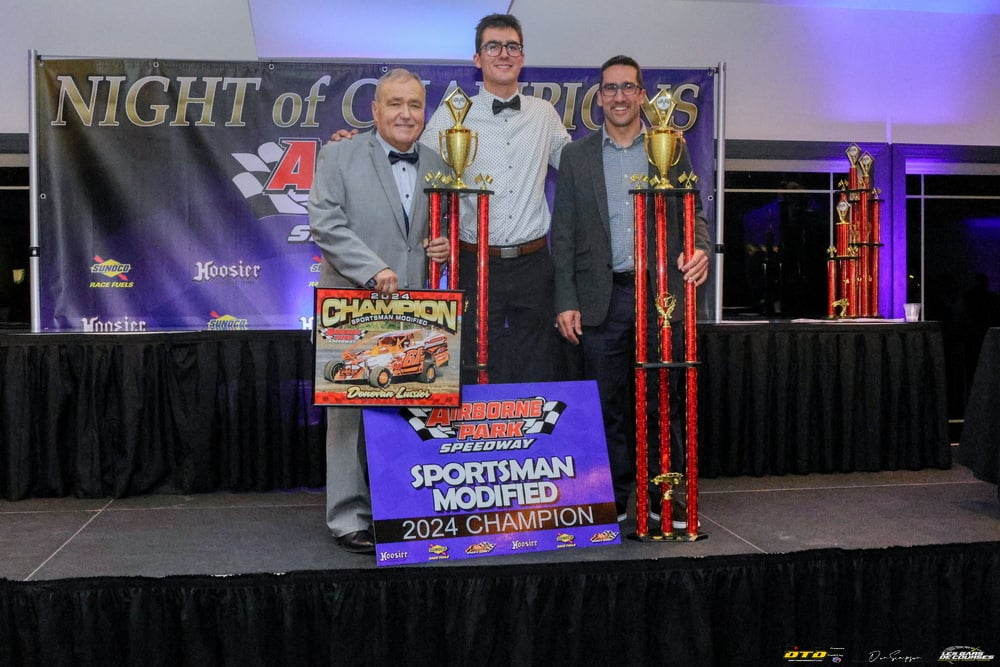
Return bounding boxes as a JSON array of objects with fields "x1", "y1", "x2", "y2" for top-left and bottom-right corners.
[
  {"x1": 424, "y1": 186, "x2": 495, "y2": 195},
  {"x1": 628, "y1": 530, "x2": 708, "y2": 543}
]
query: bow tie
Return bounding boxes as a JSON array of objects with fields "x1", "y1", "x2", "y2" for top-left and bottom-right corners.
[
  {"x1": 492, "y1": 95, "x2": 521, "y2": 114},
  {"x1": 388, "y1": 150, "x2": 418, "y2": 164}
]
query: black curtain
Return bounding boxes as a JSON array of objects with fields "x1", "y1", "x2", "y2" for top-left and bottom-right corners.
[
  {"x1": 0, "y1": 331, "x2": 325, "y2": 500},
  {"x1": 3, "y1": 542, "x2": 998, "y2": 666},
  {"x1": 1, "y1": 324, "x2": 952, "y2": 500},
  {"x1": 960, "y1": 328, "x2": 1000, "y2": 485}
]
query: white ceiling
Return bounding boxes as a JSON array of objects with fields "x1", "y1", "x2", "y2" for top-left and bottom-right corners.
[
  {"x1": 698, "y1": 0, "x2": 1000, "y2": 11},
  {"x1": 249, "y1": 0, "x2": 509, "y2": 59},
  {"x1": 247, "y1": 0, "x2": 1000, "y2": 60}
]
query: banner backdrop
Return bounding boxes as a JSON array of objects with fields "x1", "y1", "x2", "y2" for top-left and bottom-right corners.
[{"x1": 34, "y1": 57, "x2": 717, "y2": 331}]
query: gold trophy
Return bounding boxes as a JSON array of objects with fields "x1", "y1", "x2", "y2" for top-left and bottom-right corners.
[
  {"x1": 437, "y1": 87, "x2": 478, "y2": 189},
  {"x1": 858, "y1": 151, "x2": 874, "y2": 189},
  {"x1": 642, "y1": 90, "x2": 685, "y2": 189}
]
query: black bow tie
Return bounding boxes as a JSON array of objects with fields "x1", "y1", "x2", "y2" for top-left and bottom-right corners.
[
  {"x1": 388, "y1": 150, "x2": 418, "y2": 165},
  {"x1": 492, "y1": 95, "x2": 521, "y2": 114}
]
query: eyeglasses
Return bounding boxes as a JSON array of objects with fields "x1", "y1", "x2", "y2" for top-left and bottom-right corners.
[
  {"x1": 600, "y1": 82, "x2": 642, "y2": 97},
  {"x1": 480, "y1": 41, "x2": 524, "y2": 57}
]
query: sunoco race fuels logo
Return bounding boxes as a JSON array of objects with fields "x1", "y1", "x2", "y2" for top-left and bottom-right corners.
[
  {"x1": 207, "y1": 311, "x2": 249, "y2": 331},
  {"x1": 90, "y1": 255, "x2": 134, "y2": 288}
]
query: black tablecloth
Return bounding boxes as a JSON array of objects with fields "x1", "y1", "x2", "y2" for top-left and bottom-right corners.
[
  {"x1": 0, "y1": 331, "x2": 325, "y2": 500},
  {"x1": 698, "y1": 321, "x2": 951, "y2": 477},
  {"x1": 0, "y1": 324, "x2": 952, "y2": 499},
  {"x1": 959, "y1": 327, "x2": 1000, "y2": 486}
]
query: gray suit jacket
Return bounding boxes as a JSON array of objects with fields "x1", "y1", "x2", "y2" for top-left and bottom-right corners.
[
  {"x1": 551, "y1": 130, "x2": 711, "y2": 325},
  {"x1": 308, "y1": 130, "x2": 450, "y2": 537},
  {"x1": 308, "y1": 130, "x2": 449, "y2": 290}
]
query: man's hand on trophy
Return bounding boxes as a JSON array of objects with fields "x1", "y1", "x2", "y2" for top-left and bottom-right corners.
[
  {"x1": 424, "y1": 236, "x2": 450, "y2": 263},
  {"x1": 328, "y1": 128, "x2": 359, "y2": 142},
  {"x1": 678, "y1": 249, "x2": 710, "y2": 286}
]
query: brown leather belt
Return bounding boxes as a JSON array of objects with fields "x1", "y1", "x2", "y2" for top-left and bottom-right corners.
[{"x1": 459, "y1": 237, "x2": 547, "y2": 259}]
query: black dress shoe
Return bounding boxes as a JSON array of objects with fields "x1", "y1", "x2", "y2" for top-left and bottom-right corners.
[{"x1": 335, "y1": 529, "x2": 375, "y2": 554}]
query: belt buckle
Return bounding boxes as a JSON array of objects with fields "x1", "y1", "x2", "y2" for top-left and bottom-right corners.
[{"x1": 499, "y1": 246, "x2": 519, "y2": 259}]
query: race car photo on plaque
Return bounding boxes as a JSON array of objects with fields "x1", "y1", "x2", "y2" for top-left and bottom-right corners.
[{"x1": 313, "y1": 288, "x2": 462, "y2": 407}]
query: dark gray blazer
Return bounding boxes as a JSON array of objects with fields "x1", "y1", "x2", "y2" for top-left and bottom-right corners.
[{"x1": 551, "y1": 130, "x2": 711, "y2": 325}]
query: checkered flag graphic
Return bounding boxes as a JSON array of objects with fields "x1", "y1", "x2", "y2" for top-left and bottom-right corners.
[
  {"x1": 400, "y1": 397, "x2": 566, "y2": 441},
  {"x1": 523, "y1": 398, "x2": 567, "y2": 435},
  {"x1": 399, "y1": 407, "x2": 456, "y2": 441},
  {"x1": 230, "y1": 142, "x2": 309, "y2": 219},
  {"x1": 318, "y1": 327, "x2": 366, "y2": 343}
]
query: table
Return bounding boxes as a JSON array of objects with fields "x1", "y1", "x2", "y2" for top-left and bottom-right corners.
[
  {"x1": 698, "y1": 321, "x2": 951, "y2": 476},
  {"x1": 959, "y1": 327, "x2": 1000, "y2": 488}
]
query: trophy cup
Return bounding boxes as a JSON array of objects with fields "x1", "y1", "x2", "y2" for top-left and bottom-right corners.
[
  {"x1": 437, "y1": 88, "x2": 478, "y2": 189},
  {"x1": 642, "y1": 90, "x2": 685, "y2": 189}
]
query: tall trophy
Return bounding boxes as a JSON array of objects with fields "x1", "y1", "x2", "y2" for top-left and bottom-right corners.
[
  {"x1": 626, "y1": 89, "x2": 705, "y2": 542},
  {"x1": 642, "y1": 90, "x2": 685, "y2": 189},
  {"x1": 425, "y1": 87, "x2": 494, "y2": 383},
  {"x1": 437, "y1": 88, "x2": 478, "y2": 189}
]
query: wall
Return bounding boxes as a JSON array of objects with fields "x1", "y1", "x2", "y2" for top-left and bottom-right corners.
[{"x1": 2, "y1": 0, "x2": 1000, "y2": 146}]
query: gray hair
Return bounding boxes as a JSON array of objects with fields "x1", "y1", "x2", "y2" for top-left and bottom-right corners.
[{"x1": 374, "y1": 68, "x2": 423, "y2": 100}]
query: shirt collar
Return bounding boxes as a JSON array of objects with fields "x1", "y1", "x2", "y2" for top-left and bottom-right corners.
[
  {"x1": 601, "y1": 123, "x2": 647, "y2": 150},
  {"x1": 479, "y1": 88, "x2": 520, "y2": 104},
  {"x1": 374, "y1": 132, "x2": 416, "y2": 157}
]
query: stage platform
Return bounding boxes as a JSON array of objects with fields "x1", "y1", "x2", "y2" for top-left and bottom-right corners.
[{"x1": 3, "y1": 461, "x2": 998, "y2": 666}]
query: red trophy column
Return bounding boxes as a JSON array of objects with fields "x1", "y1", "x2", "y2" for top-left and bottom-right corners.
[
  {"x1": 475, "y1": 193, "x2": 490, "y2": 385},
  {"x1": 653, "y1": 192, "x2": 673, "y2": 534},
  {"x1": 632, "y1": 190, "x2": 651, "y2": 538},
  {"x1": 425, "y1": 185, "x2": 493, "y2": 384},
  {"x1": 682, "y1": 191, "x2": 700, "y2": 537},
  {"x1": 426, "y1": 190, "x2": 463, "y2": 290}
]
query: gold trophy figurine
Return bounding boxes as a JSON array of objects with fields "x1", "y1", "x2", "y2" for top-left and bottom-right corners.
[
  {"x1": 858, "y1": 152, "x2": 874, "y2": 190},
  {"x1": 438, "y1": 87, "x2": 478, "y2": 189},
  {"x1": 642, "y1": 89, "x2": 685, "y2": 189}
]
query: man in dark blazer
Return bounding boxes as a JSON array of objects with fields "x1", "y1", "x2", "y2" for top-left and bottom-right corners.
[
  {"x1": 551, "y1": 55, "x2": 711, "y2": 529},
  {"x1": 308, "y1": 68, "x2": 450, "y2": 553}
]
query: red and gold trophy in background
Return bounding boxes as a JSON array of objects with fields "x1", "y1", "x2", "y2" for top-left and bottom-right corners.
[
  {"x1": 425, "y1": 88, "x2": 493, "y2": 383},
  {"x1": 629, "y1": 90, "x2": 706, "y2": 542},
  {"x1": 827, "y1": 143, "x2": 883, "y2": 318}
]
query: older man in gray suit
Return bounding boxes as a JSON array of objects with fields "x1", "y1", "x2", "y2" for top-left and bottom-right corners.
[
  {"x1": 551, "y1": 55, "x2": 711, "y2": 530},
  {"x1": 308, "y1": 68, "x2": 450, "y2": 553}
]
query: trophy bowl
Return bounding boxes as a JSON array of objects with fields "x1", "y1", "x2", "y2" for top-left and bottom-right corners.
[
  {"x1": 439, "y1": 128, "x2": 478, "y2": 189},
  {"x1": 645, "y1": 128, "x2": 684, "y2": 189}
]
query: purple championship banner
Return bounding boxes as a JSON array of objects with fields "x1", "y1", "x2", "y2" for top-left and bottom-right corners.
[
  {"x1": 363, "y1": 380, "x2": 620, "y2": 566},
  {"x1": 33, "y1": 57, "x2": 717, "y2": 332}
]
